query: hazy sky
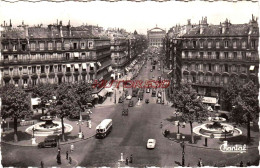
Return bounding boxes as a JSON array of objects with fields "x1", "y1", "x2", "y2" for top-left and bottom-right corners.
[{"x1": 0, "y1": 1, "x2": 258, "y2": 34}]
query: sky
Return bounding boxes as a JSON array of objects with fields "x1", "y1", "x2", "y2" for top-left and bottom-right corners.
[{"x1": 0, "y1": 1, "x2": 258, "y2": 34}]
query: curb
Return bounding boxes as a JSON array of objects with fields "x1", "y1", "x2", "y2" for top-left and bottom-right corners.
[{"x1": 1, "y1": 134, "x2": 96, "y2": 147}]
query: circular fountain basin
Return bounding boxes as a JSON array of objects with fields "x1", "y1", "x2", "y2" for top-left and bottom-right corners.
[
  {"x1": 25, "y1": 121, "x2": 73, "y2": 137},
  {"x1": 193, "y1": 123, "x2": 242, "y2": 139}
]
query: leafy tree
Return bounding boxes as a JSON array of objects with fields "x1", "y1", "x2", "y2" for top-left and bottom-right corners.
[
  {"x1": 32, "y1": 83, "x2": 56, "y2": 115},
  {"x1": 0, "y1": 84, "x2": 32, "y2": 142},
  {"x1": 221, "y1": 77, "x2": 243, "y2": 111},
  {"x1": 72, "y1": 81, "x2": 93, "y2": 118},
  {"x1": 231, "y1": 81, "x2": 259, "y2": 141},
  {"x1": 48, "y1": 83, "x2": 78, "y2": 141},
  {"x1": 172, "y1": 83, "x2": 208, "y2": 143}
]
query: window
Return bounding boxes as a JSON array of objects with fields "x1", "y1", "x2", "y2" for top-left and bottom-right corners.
[
  {"x1": 73, "y1": 43, "x2": 77, "y2": 49},
  {"x1": 58, "y1": 65, "x2": 62, "y2": 72},
  {"x1": 75, "y1": 75, "x2": 78, "y2": 82},
  {"x1": 233, "y1": 52, "x2": 237, "y2": 59},
  {"x1": 208, "y1": 42, "x2": 211, "y2": 48},
  {"x1": 233, "y1": 41, "x2": 237, "y2": 48},
  {"x1": 32, "y1": 79, "x2": 37, "y2": 86},
  {"x1": 13, "y1": 44, "x2": 17, "y2": 51},
  {"x1": 32, "y1": 66, "x2": 36, "y2": 73},
  {"x1": 57, "y1": 42, "x2": 62, "y2": 50},
  {"x1": 30, "y1": 43, "x2": 36, "y2": 51},
  {"x1": 193, "y1": 41, "x2": 196, "y2": 48},
  {"x1": 233, "y1": 65, "x2": 237, "y2": 72},
  {"x1": 66, "y1": 67, "x2": 70, "y2": 72},
  {"x1": 192, "y1": 76, "x2": 196, "y2": 83},
  {"x1": 200, "y1": 41, "x2": 203, "y2": 48},
  {"x1": 224, "y1": 41, "x2": 229, "y2": 48},
  {"x1": 216, "y1": 52, "x2": 220, "y2": 59},
  {"x1": 242, "y1": 52, "x2": 246, "y2": 60},
  {"x1": 23, "y1": 78, "x2": 28, "y2": 84},
  {"x1": 216, "y1": 42, "x2": 220, "y2": 48},
  {"x1": 50, "y1": 65, "x2": 54, "y2": 72},
  {"x1": 39, "y1": 43, "x2": 44, "y2": 50},
  {"x1": 183, "y1": 42, "x2": 186, "y2": 48},
  {"x1": 3, "y1": 44, "x2": 8, "y2": 51},
  {"x1": 66, "y1": 53, "x2": 70, "y2": 60},
  {"x1": 185, "y1": 51, "x2": 188, "y2": 58},
  {"x1": 208, "y1": 52, "x2": 212, "y2": 59},
  {"x1": 216, "y1": 76, "x2": 220, "y2": 83},
  {"x1": 41, "y1": 66, "x2": 45, "y2": 73},
  {"x1": 224, "y1": 76, "x2": 228, "y2": 84},
  {"x1": 22, "y1": 44, "x2": 26, "y2": 51},
  {"x1": 224, "y1": 52, "x2": 228, "y2": 59},
  {"x1": 48, "y1": 42, "x2": 53, "y2": 50},
  {"x1": 4, "y1": 55, "x2": 8, "y2": 60},
  {"x1": 224, "y1": 64, "x2": 228, "y2": 72},
  {"x1": 242, "y1": 41, "x2": 246, "y2": 49},
  {"x1": 88, "y1": 41, "x2": 93, "y2": 48},
  {"x1": 199, "y1": 52, "x2": 203, "y2": 59},
  {"x1": 81, "y1": 43, "x2": 85, "y2": 49},
  {"x1": 209, "y1": 64, "x2": 212, "y2": 71},
  {"x1": 251, "y1": 40, "x2": 256, "y2": 49},
  {"x1": 14, "y1": 55, "x2": 18, "y2": 60}
]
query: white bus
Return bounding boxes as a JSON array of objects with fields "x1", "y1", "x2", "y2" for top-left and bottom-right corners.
[{"x1": 96, "y1": 119, "x2": 112, "y2": 138}]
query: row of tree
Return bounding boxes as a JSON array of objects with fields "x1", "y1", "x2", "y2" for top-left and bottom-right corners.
[
  {"x1": 0, "y1": 82, "x2": 93, "y2": 142},
  {"x1": 171, "y1": 78, "x2": 258, "y2": 143}
]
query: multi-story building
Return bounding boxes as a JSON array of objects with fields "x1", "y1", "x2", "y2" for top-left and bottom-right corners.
[
  {"x1": 147, "y1": 26, "x2": 166, "y2": 48},
  {"x1": 164, "y1": 16, "x2": 259, "y2": 109},
  {"x1": 0, "y1": 21, "x2": 112, "y2": 95}
]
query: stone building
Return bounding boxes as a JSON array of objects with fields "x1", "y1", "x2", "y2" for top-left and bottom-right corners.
[
  {"x1": 0, "y1": 21, "x2": 112, "y2": 96},
  {"x1": 147, "y1": 26, "x2": 166, "y2": 48}
]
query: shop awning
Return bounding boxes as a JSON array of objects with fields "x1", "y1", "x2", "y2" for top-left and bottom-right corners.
[
  {"x1": 74, "y1": 52, "x2": 79, "y2": 57},
  {"x1": 90, "y1": 63, "x2": 95, "y2": 68},
  {"x1": 97, "y1": 62, "x2": 102, "y2": 66},
  {"x1": 82, "y1": 63, "x2": 87, "y2": 69},
  {"x1": 201, "y1": 96, "x2": 217, "y2": 104},
  {"x1": 66, "y1": 64, "x2": 71, "y2": 68},
  {"x1": 74, "y1": 64, "x2": 79, "y2": 69},
  {"x1": 98, "y1": 89, "x2": 107, "y2": 97},
  {"x1": 249, "y1": 65, "x2": 255, "y2": 71}
]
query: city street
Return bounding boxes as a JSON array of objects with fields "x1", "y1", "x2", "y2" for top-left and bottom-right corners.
[{"x1": 2, "y1": 56, "x2": 258, "y2": 167}]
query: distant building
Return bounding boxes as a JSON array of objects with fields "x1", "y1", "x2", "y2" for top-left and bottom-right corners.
[{"x1": 147, "y1": 26, "x2": 166, "y2": 48}]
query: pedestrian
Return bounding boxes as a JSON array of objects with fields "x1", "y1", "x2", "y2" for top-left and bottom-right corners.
[
  {"x1": 129, "y1": 154, "x2": 133, "y2": 163},
  {"x1": 82, "y1": 133, "x2": 85, "y2": 139},
  {"x1": 160, "y1": 122, "x2": 163, "y2": 128},
  {"x1": 69, "y1": 156, "x2": 72, "y2": 165},
  {"x1": 70, "y1": 144, "x2": 74, "y2": 153},
  {"x1": 240, "y1": 161, "x2": 243, "y2": 167},
  {"x1": 40, "y1": 161, "x2": 44, "y2": 168},
  {"x1": 246, "y1": 161, "x2": 251, "y2": 166},
  {"x1": 198, "y1": 158, "x2": 203, "y2": 167},
  {"x1": 58, "y1": 147, "x2": 61, "y2": 155},
  {"x1": 125, "y1": 157, "x2": 129, "y2": 165},
  {"x1": 56, "y1": 154, "x2": 61, "y2": 165},
  {"x1": 66, "y1": 151, "x2": 69, "y2": 160}
]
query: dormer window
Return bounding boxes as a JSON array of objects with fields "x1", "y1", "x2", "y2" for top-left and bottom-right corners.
[
  {"x1": 242, "y1": 41, "x2": 246, "y2": 49},
  {"x1": 3, "y1": 45, "x2": 8, "y2": 51},
  {"x1": 216, "y1": 42, "x2": 220, "y2": 48},
  {"x1": 13, "y1": 44, "x2": 17, "y2": 51},
  {"x1": 251, "y1": 40, "x2": 256, "y2": 49},
  {"x1": 233, "y1": 41, "x2": 237, "y2": 48},
  {"x1": 224, "y1": 41, "x2": 229, "y2": 48}
]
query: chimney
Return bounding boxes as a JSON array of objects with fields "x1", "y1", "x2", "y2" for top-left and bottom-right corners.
[
  {"x1": 67, "y1": 20, "x2": 71, "y2": 36},
  {"x1": 10, "y1": 19, "x2": 12, "y2": 27}
]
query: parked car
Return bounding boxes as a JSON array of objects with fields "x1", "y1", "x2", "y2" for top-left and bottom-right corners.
[
  {"x1": 122, "y1": 108, "x2": 128, "y2": 116},
  {"x1": 145, "y1": 99, "x2": 149, "y2": 104},
  {"x1": 157, "y1": 92, "x2": 162, "y2": 98},
  {"x1": 157, "y1": 98, "x2": 161, "y2": 104},
  {"x1": 126, "y1": 95, "x2": 132, "y2": 100},
  {"x1": 152, "y1": 90, "x2": 156, "y2": 97},
  {"x1": 38, "y1": 138, "x2": 57, "y2": 148},
  {"x1": 118, "y1": 97, "x2": 124, "y2": 103},
  {"x1": 147, "y1": 139, "x2": 156, "y2": 149},
  {"x1": 146, "y1": 88, "x2": 150, "y2": 93},
  {"x1": 128, "y1": 100, "x2": 134, "y2": 107}
]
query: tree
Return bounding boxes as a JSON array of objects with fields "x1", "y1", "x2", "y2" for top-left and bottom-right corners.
[
  {"x1": 0, "y1": 84, "x2": 32, "y2": 142},
  {"x1": 231, "y1": 81, "x2": 259, "y2": 141},
  {"x1": 172, "y1": 83, "x2": 208, "y2": 143},
  {"x1": 49, "y1": 83, "x2": 78, "y2": 141},
  {"x1": 72, "y1": 81, "x2": 93, "y2": 118},
  {"x1": 221, "y1": 77, "x2": 243, "y2": 111},
  {"x1": 32, "y1": 83, "x2": 56, "y2": 115}
]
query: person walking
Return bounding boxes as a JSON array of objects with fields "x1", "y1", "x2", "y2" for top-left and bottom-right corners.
[
  {"x1": 69, "y1": 156, "x2": 72, "y2": 165},
  {"x1": 40, "y1": 161, "x2": 44, "y2": 168},
  {"x1": 198, "y1": 158, "x2": 203, "y2": 167},
  {"x1": 129, "y1": 154, "x2": 133, "y2": 163},
  {"x1": 125, "y1": 157, "x2": 129, "y2": 165},
  {"x1": 56, "y1": 154, "x2": 61, "y2": 165},
  {"x1": 240, "y1": 161, "x2": 243, "y2": 167},
  {"x1": 246, "y1": 161, "x2": 251, "y2": 166},
  {"x1": 66, "y1": 151, "x2": 69, "y2": 160}
]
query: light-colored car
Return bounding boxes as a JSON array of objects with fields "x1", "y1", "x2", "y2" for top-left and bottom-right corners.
[
  {"x1": 146, "y1": 88, "x2": 150, "y2": 93},
  {"x1": 126, "y1": 95, "x2": 132, "y2": 100},
  {"x1": 147, "y1": 139, "x2": 156, "y2": 149}
]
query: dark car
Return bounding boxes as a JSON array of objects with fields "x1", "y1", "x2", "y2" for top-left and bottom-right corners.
[
  {"x1": 128, "y1": 100, "x2": 134, "y2": 107},
  {"x1": 152, "y1": 90, "x2": 156, "y2": 97},
  {"x1": 118, "y1": 97, "x2": 124, "y2": 103},
  {"x1": 122, "y1": 108, "x2": 128, "y2": 116},
  {"x1": 38, "y1": 138, "x2": 57, "y2": 148},
  {"x1": 145, "y1": 99, "x2": 149, "y2": 104}
]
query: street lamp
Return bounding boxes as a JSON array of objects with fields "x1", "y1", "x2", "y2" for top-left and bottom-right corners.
[
  {"x1": 181, "y1": 135, "x2": 186, "y2": 167},
  {"x1": 32, "y1": 126, "x2": 35, "y2": 138},
  {"x1": 77, "y1": 111, "x2": 83, "y2": 138},
  {"x1": 57, "y1": 133, "x2": 60, "y2": 149}
]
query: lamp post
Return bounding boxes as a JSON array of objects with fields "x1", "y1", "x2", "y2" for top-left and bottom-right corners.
[
  {"x1": 32, "y1": 126, "x2": 35, "y2": 138},
  {"x1": 181, "y1": 135, "x2": 186, "y2": 167},
  {"x1": 77, "y1": 111, "x2": 83, "y2": 138}
]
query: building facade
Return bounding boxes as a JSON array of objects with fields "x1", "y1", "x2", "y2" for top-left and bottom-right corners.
[
  {"x1": 147, "y1": 26, "x2": 166, "y2": 48},
  {"x1": 165, "y1": 16, "x2": 259, "y2": 108},
  {"x1": 0, "y1": 21, "x2": 112, "y2": 94}
]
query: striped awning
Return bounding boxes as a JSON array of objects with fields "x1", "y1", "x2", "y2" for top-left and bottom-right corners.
[
  {"x1": 74, "y1": 52, "x2": 79, "y2": 57},
  {"x1": 66, "y1": 64, "x2": 71, "y2": 68},
  {"x1": 74, "y1": 64, "x2": 79, "y2": 69},
  {"x1": 90, "y1": 63, "x2": 95, "y2": 68}
]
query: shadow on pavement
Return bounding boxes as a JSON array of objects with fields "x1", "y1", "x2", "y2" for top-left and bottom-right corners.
[{"x1": 2, "y1": 131, "x2": 32, "y2": 142}]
